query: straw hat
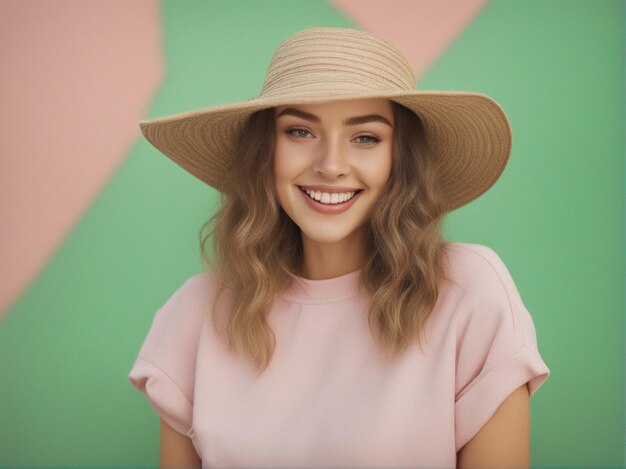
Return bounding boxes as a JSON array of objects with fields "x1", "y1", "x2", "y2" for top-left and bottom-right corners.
[{"x1": 139, "y1": 27, "x2": 512, "y2": 211}]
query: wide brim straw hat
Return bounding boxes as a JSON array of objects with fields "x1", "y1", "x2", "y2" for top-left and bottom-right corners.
[{"x1": 139, "y1": 27, "x2": 512, "y2": 211}]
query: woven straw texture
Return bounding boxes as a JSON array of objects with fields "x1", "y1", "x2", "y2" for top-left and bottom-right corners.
[{"x1": 140, "y1": 27, "x2": 512, "y2": 211}]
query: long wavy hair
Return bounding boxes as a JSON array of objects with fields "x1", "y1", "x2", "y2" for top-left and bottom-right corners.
[{"x1": 199, "y1": 100, "x2": 447, "y2": 374}]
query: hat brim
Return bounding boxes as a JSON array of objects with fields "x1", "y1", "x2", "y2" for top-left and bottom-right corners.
[{"x1": 139, "y1": 90, "x2": 511, "y2": 211}]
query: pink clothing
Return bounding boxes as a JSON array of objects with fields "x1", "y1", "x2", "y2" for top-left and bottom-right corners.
[{"x1": 128, "y1": 243, "x2": 550, "y2": 468}]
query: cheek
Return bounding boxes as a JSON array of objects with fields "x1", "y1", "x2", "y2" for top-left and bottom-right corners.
[
  {"x1": 273, "y1": 141, "x2": 287, "y2": 181},
  {"x1": 274, "y1": 139, "x2": 306, "y2": 182},
  {"x1": 273, "y1": 143, "x2": 298, "y2": 206},
  {"x1": 364, "y1": 147, "x2": 393, "y2": 188}
]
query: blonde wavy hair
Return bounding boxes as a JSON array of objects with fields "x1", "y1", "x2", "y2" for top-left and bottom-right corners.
[{"x1": 200, "y1": 100, "x2": 447, "y2": 374}]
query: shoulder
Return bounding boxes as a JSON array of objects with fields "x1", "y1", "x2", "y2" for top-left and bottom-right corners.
[
  {"x1": 179, "y1": 271, "x2": 218, "y2": 291},
  {"x1": 443, "y1": 242, "x2": 512, "y2": 282},
  {"x1": 134, "y1": 272, "x2": 221, "y2": 362},
  {"x1": 166, "y1": 271, "x2": 219, "y2": 305},
  {"x1": 152, "y1": 271, "x2": 221, "y2": 330},
  {"x1": 440, "y1": 242, "x2": 522, "y2": 317},
  {"x1": 443, "y1": 243, "x2": 516, "y2": 291}
]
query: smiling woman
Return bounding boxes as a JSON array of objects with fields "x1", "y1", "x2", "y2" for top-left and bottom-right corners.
[
  {"x1": 128, "y1": 27, "x2": 550, "y2": 468},
  {"x1": 273, "y1": 99, "x2": 395, "y2": 279}
]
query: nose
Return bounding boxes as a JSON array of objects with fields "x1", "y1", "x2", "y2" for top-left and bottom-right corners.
[{"x1": 312, "y1": 137, "x2": 350, "y2": 179}]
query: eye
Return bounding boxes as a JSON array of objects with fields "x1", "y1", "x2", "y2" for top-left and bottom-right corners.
[
  {"x1": 354, "y1": 134, "x2": 380, "y2": 144},
  {"x1": 285, "y1": 127, "x2": 313, "y2": 138}
]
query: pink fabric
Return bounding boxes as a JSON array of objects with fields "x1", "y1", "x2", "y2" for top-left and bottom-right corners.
[{"x1": 128, "y1": 243, "x2": 550, "y2": 468}]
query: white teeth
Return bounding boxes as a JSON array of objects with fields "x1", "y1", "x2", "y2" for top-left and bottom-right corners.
[{"x1": 302, "y1": 188, "x2": 357, "y2": 205}]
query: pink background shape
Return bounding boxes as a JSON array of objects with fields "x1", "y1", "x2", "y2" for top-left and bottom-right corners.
[
  {"x1": 330, "y1": 0, "x2": 488, "y2": 80},
  {"x1": 0, "y1": 0, "x2": 164, "y2": 317}
]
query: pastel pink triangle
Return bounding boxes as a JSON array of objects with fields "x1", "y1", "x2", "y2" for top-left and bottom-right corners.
[
  {"x1": 0, "y1": 0, "x2": 164, "y2": 317},
  {"x1": 330, "y1": 0, "x2": 489, "y2": 80}
]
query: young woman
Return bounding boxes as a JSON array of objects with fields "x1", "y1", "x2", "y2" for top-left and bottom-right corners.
[{"x1": 129, "y1": 27, "x2": 550, "y2": 468}]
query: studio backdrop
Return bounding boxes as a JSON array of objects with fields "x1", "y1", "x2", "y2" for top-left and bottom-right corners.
[{"x1": 0, "y1": 1, "x2": 624, "y2": 467}]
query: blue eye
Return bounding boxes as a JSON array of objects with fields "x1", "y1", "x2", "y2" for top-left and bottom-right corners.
[
  {"x1": 286, "y1": 128, "x2": 312, "y2": 138},
  {"x1": 355, "y1": 135, "x2": 380, "y2": 144}
]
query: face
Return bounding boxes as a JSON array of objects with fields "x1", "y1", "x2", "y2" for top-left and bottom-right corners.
[{"x1": 273, "y1": 98, "x2": 394, "y2": 246}]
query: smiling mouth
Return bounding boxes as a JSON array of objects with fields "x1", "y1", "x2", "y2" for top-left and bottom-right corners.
[{"x1": 299, "y1": 186, "x2": 363, "y2": 205}]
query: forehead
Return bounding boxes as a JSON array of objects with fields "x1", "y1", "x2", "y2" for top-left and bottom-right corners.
[{"x1": 274, "y1": 98, "x2": 393, "y2": 119}]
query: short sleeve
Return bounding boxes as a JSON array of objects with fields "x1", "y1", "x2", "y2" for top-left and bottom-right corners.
[
  {"x1": 450, "y1": 244, "x2": 550, "y2": 452},
  {"x1": 128, "y1": 273, "x2": 212, "y2": 437}
]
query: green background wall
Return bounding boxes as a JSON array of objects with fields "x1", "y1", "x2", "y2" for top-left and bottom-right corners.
[{"x1": 1, "y1": 1, "x2": 624, "y2": 467}]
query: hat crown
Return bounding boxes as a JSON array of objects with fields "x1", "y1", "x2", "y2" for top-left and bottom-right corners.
[{"x1": 259, "y1": 27, "x2": 416, "y2": 100}]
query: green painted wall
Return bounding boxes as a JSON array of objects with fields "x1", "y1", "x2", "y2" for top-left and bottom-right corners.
[
  {"x1": 432, "y1": 0, "x2": 625, "y2": 466},
  {"x1": 0, "y1": 1, "x2": 623, "y2": 467}
]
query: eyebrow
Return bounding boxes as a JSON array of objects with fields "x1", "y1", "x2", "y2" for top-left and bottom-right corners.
[{"x1": 276, "y1": 107, "x2": 393, "y2": 128}]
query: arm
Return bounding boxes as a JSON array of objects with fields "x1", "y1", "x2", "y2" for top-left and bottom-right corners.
[
  {"x1": 457, "y1": 384, "x2": 531, "y2": 469},
  {"x1": 160, "y1": 418, "x2": 202, "y2": 468}
]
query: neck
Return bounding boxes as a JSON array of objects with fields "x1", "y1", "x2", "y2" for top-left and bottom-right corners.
[{"x1": 300, "y1": 227, "x2": 366, "y2": 280}]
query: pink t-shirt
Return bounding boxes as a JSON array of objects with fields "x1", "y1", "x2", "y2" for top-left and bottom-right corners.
[{"x1": 128, "y1": 243, "x2": 550, "y2": 468}]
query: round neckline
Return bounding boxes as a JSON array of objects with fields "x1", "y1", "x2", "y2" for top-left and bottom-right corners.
[{"x1": 281, "y1": 268, "x2": 364, "y2": 304}]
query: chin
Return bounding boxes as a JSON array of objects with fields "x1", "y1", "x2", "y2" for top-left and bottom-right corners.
[{"x1": 300, "y1": 225, "x2": 361, "y2": 245}]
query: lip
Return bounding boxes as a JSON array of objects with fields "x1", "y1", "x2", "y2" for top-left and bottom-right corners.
[
  {"x1": 298, "y1": 186, "x2": 362, "y2": 214},
  {"x1": 298, "y1": 184, "x2": 361, "y2": 193}
]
